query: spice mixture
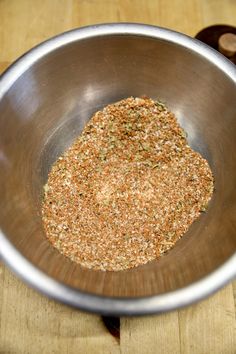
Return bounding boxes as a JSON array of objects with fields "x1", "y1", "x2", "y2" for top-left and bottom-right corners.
[{"x1": 42, "y1": 97, "x2": 214, "y2": 271}]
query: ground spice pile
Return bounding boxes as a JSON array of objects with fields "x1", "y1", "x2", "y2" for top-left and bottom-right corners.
[{"x1": 42, "y1": 97, "x2": 214, "y2": 271}]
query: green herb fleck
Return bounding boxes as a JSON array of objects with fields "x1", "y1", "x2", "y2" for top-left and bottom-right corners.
[
  {"x1": 155, "y1": 100, "x2": 166, "y2": 110},
  {"x1": 200, "y1": 204, "x2": 208, "y2": 212},
  {"x1": 44, "y1": 184, "x2": 49, "y2": 193},
  {"x1": 152, "y1": 163, "x2": 161, "y2": 169},
  {"x1": 180, "y1": 129, "x2": 188, "y2": 139}
]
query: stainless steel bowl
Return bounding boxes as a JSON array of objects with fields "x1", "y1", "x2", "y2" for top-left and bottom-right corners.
[{"x1": 0, "y1": 23, "x2": 235, "y2": 316}]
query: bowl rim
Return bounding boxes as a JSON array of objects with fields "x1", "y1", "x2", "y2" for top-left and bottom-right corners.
[{"x1": 0, "y1": 23, "x2": 236, "y2": 315}]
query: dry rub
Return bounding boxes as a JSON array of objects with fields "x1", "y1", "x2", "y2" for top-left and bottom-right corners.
[{"x1": 42, "y1": 97, "x2": 214, "y2": 271}]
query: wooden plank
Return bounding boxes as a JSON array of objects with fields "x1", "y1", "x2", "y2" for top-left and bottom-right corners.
[
  {"x1": 120, "y1": 284, "x2": 236, "y2": 354},
  {"x1": 201, "y1": 0, "x2": 236, "y2": 28},
  {"x1": 178, "y1": 284, "x2": 236, "y2": 354},
  {"x1": 0, "y1": 62, "x2": 10, "y2": 74},
  {"x1": 233, "y1": 281, "x2": 236, "y2": 311},
  {"x1": 1, "y1": 265, "x2": 234, "y2": 354},
  {"x1": 72, "y1": 0, "x2": 202, "y2": 36},
  {"x1": 159, "y1": 0, "x2": 202, "y2": 36},
  {"x1": 0, "y1": 0, "x2": 73, "y2": 63},
  {"x1": 72, "y1": 0, "x2": 120, "y2": 27},
  {"x1": 121, "y1": 312, "x2": 181, "y2": 354},
  {"x1": 0, "y1": 266, "x2": 120, "y2": 354}
]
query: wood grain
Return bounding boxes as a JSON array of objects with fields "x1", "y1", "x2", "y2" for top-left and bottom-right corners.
[
  {"x1": 178, "y1": 284, "x2": 236, "y2": 354},
  {"x1": 0, "y1": 1, "x2": 235, "y2": 353}
]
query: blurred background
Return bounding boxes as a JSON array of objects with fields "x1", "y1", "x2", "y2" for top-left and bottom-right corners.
[
  {"x1": 0, "y1": 1, "x2": 235, "y2": 354},
  {"x1": 1, "y1": 0, "x2": 236, "y2": 69}
]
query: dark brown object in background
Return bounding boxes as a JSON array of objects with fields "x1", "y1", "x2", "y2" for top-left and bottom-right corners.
[
  {"x1": 195, "y1": 25, "x2": 236, "y2": 64},
  {"x1": 218, "y1": 33, "x2": 236, "y2": 58},
  {"x1": 101, "y1": 317, "x2": 120, "y2": 342}
]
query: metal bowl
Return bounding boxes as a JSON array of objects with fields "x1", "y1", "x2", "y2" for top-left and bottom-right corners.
[{"x1": 0, "y1": 24, "x2": 235, "y2": 316}]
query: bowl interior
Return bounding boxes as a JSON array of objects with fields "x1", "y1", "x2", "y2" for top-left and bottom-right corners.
[{"x1": 0, "y1": 33, "x2": 235, "y2": 297}]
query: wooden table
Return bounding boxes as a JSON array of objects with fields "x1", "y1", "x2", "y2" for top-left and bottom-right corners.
[{"x1": 0, "y1": 1, "x2": 235, "y2": 353}]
